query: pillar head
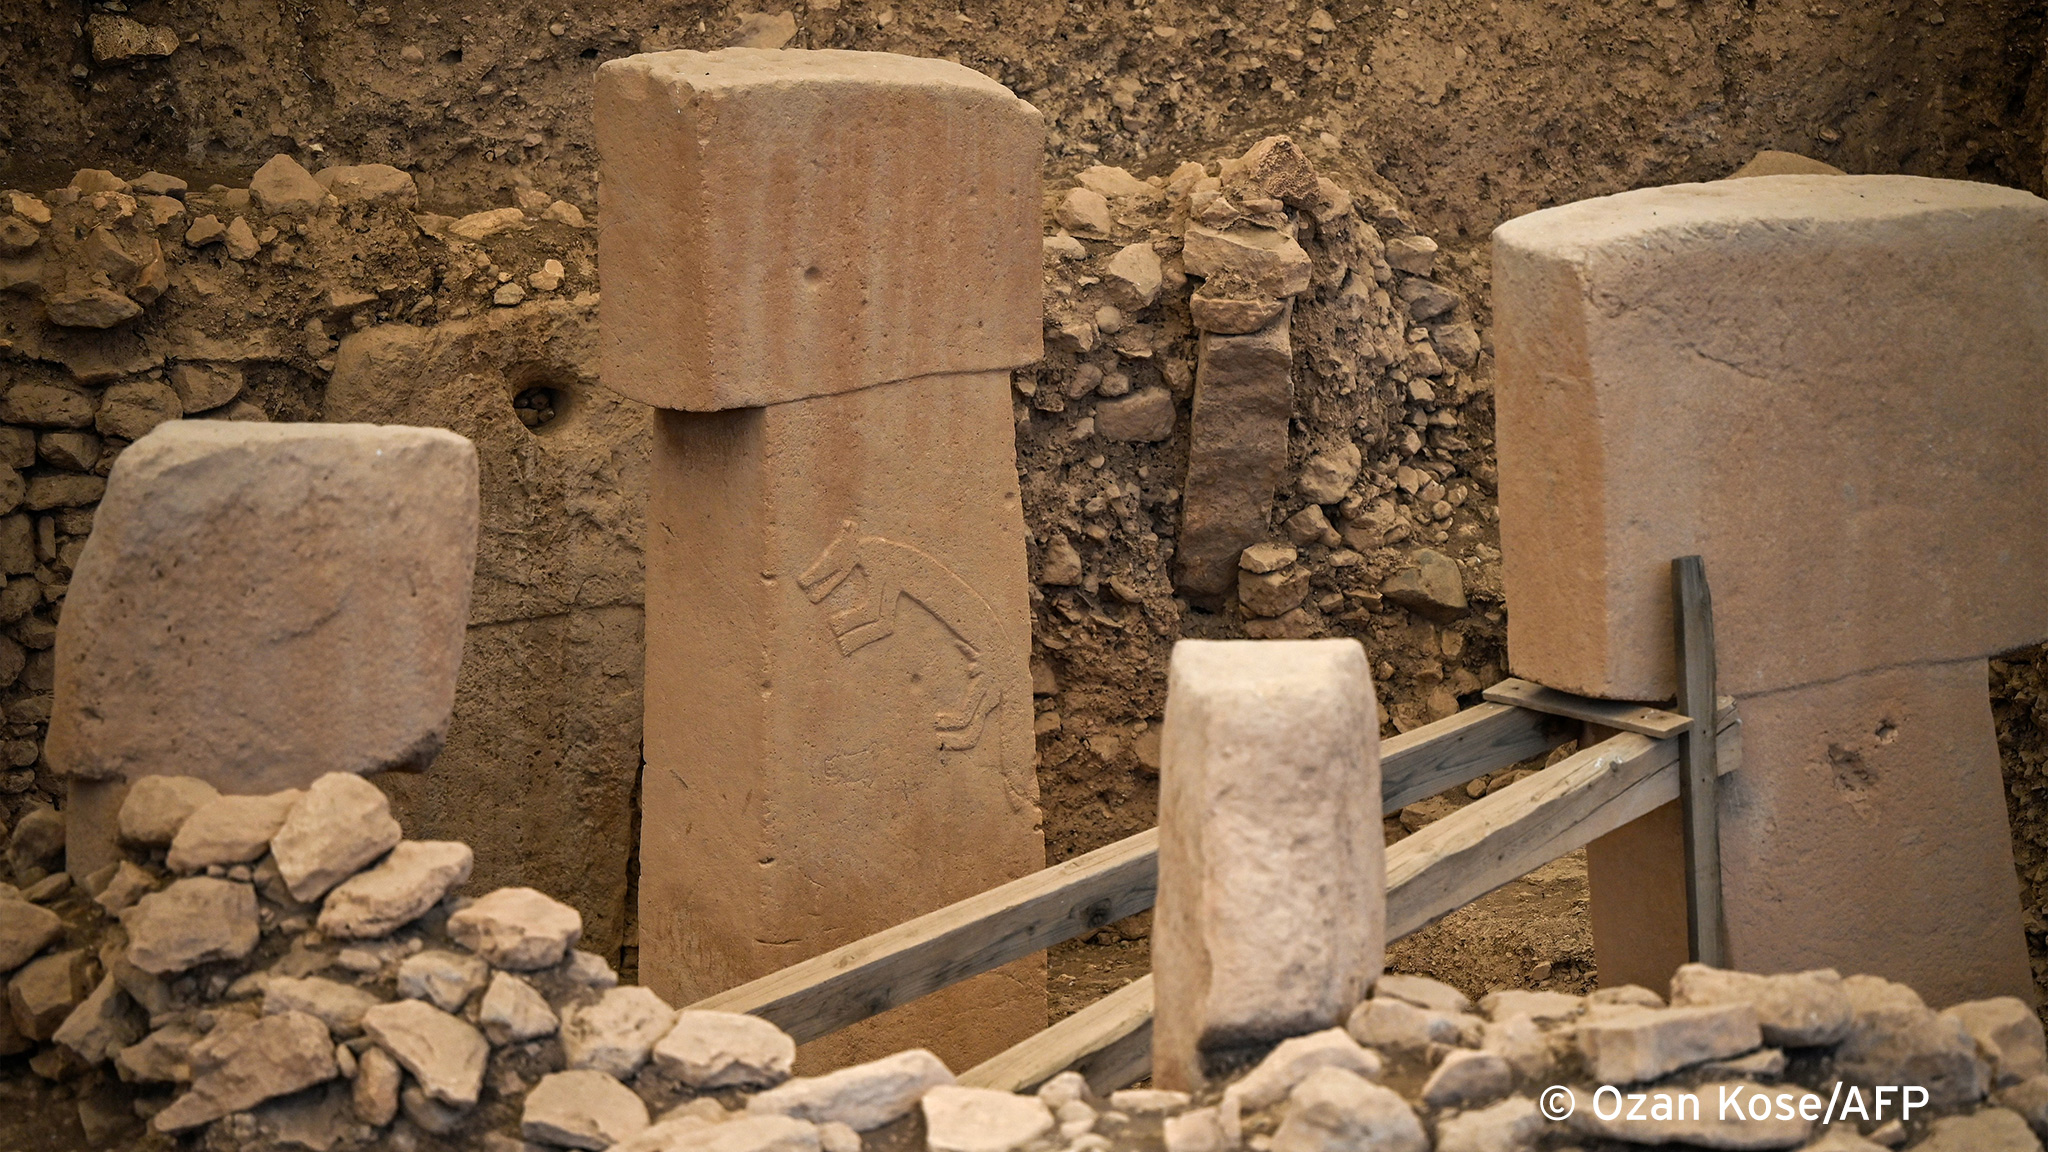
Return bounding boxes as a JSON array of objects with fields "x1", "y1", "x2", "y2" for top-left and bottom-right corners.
[{"x1": 596, "y1": 48, "x2": 1044, "y2": 412}]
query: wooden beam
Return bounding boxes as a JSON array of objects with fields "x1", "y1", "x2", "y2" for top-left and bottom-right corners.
[
  {"x1": 688, "y1": 829, "x2": 1159, "y2": 1043},
  {"x1": 1672, "y1": 556, "x2": 1726, "y2": 967},
  {"x1": 1379, "y1": 701, "x2": 1575, "y2": 813},
  {"x1": 960, "y1": 975, "x2": 1155, "y2": 1095},
  {"x1": 1481, "y1": 677, "x2": 1692, "y2": 740}
]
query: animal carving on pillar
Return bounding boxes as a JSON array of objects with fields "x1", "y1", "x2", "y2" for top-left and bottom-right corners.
[{"x1": 798, "y1": 519, "x2": 1011, "y2": 751}]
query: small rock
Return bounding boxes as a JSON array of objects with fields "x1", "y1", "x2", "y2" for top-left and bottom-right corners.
[
  {"x1": 819, "y1": 1120, "x2": 860, "y2": 1152},
  {"x1": 1381, "y1": 549, "x2": 1467, "y2": 622},
  {"x1": 94, "y1": 378, "x2": 183, "y2": 441},
  {"x1": 1346, "y1": 997, "x2": 1468, "y2": 1053},
  {"x1": 185, "y1": 215, "x2": 227, "y2": 246},
  {"x1": 1224, "y1": 136, "x2": 1321, "y2": 206},
  {"x1": 1376, "y1": 974, "x2": 1473, "y2": 1015},
  {"x1": 523, "y1": 1069, "x2": 652, "y2": 1150},
  {"x1": 1382, "y1": 236, "x2": 1439, "y2": 276},
  {"x1": 1297, "y1": 443, "x2": 1362, "y2": 505},
  {"x1": 530, "y1": 258, "x2": 566, "y2": 292},
  {"x1": 747, "y1": 1047, "x2": 955, "y2": 1131},
  {"x1": 1432, "y1": 1096, "x2": 1543, "y2": 1152},
  {"x1": 1039, "y1": 534, "x2": 1083, "y2": 586},
  {"x1": 250, "y1": 154, "x2": 328, "y2": 214},
  {"x1": 450, "y1": 207, "x2": 529, "y2": 241},
  {"x1": 9, "y1": 192, "x2": 52, "y2": 225},
  {"x1": 543, "y1": 200, "x2": 587, "y2": 227},
  {"x1": 1913, "y1": 1109, "x2": 2043, "y2": 1152},
  {"x1": 23, "y1": 872, "x2": 68, "y2": 903},
  {"x1": 1432, "y1": 322, "x2": 1482, "y2": 369},
  {"x1": 396, "y1": 949, "x2": 489, "y2": 1013},
  {"x1": 93, "y1": 861, "x2": 157, "y2": 915},
  {"x1": 1239, "y1": 541, "x2": 1298, "y2": 574},
  {"x1": 166, "y1": 791, "x2": 303, "y2": 873},
  {"x1": 1163, "y1": 1105, "x2": 1234, "y2": 1152},
  {"x1": 629, "y1": 1114, "x2": 816, "y2": 1152},
  {"x1": 563, "y1": 949, "x2": 620, "y2": 989},
  {"x1": 1106, "y1": 242, "x2": 1163, "y2": 310},
  {"x1": 353, "y1": 1045, "x2": 401, "y2": 1127},
  {"x1": 1225, "y1": 1027, "x2": 1382, "y2": 1113},
  {"x1": 1043, "y1": 234, "x2": 1086, "y2": 260},
  {"x1": 1835, "y1": 974, "x2": 1987, "y2": 1107},
  {"x1": 9, "y1": 948, "x2": 87, "y2": 1039},
  {"x1": 1095, "y1": 388, "x2": 1176, "y2": 442},
  {"x1": 6, "y1": 807, "x2": 63, "y2": 877},
  {"x1": 318, "y1": 839, "x2": 474, "y2": 939},
  {"x1": 1076, "y1": 165, "x2": 1158, "y2": 200},
  {"x1": 123, "y1": 877, "x2": 260, "y2": 974},
  {"x1": 0, "y1": 217, "x2": 37, "y2": 255},
  {"x1": 653, "y1": 1009, "x2": 797, "y2": 1088},
  {"x1": 1577, "y1": 1003, "x2": 1761, "y2": 1085},
  {"x1": 87, "y1": 14, "x2": 179, "y2": 61},
  {"x1": 152, "y1": 1011, "x2": 339, "y2": 1133},
  {"x1": 1568, "y1": 1080, "x2": 1817, "y2": 1150},
  {"x1": 1481, "y1": 1014, "x2": 1560, "y2": 1082},
  {"x1": 1285, "y1": 505, "x2": 1341, "y2": 549},
  {"x1": 1670, "y1": 963, "x2": 1853, "y2": 1048},
  {"x1": 361, "y1": 999, "x2": 489, "y2": 1107},
  {"x1": 401, "y1": 1084, "x2": 468, "y2": 1135},
  {"x1": 46, "y1": 288, "x2": 143, "y2": 329},
  {"x1": 1999, "y1": 1074, "x2": 2048, "y2": 1141},
  {"x1": 167, "y1": 364, "x2": 245, "y2": 414},
  {"x1": 52, "y1": 973, "x2": 142, "y2": 1063},
  {"x1": 264, "y1": 976, "x2": 382, "y2": 1038},
  {"x1": 0, "y1": 895, "x2": 62, "y2": 971},
  {"x1": 1188, "y1": 292, "x2": 1287, "y2": 334},
  {"x1": 1697, "y1": 1047, "x2": 1787, "y2": 1078},
  {"x1": 923, "y1": 1085, "x2": 1053, "y2": 1152},
  {"x1": 494, "y1": 282, "x2": 528, "y2": 307},
  {"x1": 1182, "y1": 224, "x2": 1312, "y2": 299},
  {"x1": 479, "y1": 971, "x2": 559, "y2": 1045},
  {"x1": 1942, "y1": 996, "x2": 2048, "y2": 1088},
  {"x1": 128, "y1": 171, "x2": 186, "y2": 198},
  {"x1": 563, "y1": 985, "x2": 677, "y2": 1079},
  {"x1": 447, "y1": 887, "x2": 584, "y2": 969},
  {"x1": 223, "y1": 216, "x2": 261, "y2": 259},
  {"x1": 1420, "y1": 1049, "x2": 1511, "y2": 1110},
  {"x1": 1273, "y1": 1067, "x2": 1426, "y2": 1152},
  {"x1": 1054, "y1": 188, "x2": 1112, "y2": 236},
  {"x1": 1398, "y1": 277, "x2": 1458, "y2": 320},
  {"x1": 1238, "y1": 565, "x2": 1310, "y2": 617},
  {"x1": 116, "y1": 1021, "x2": 203, "y2": 1083},
  {"x1": 1109, "y1": 1089, "x2": 1191, "y2": 1114},
  {"x1": 271, "y1": 772, "x2": 406, "y2": 902},
  {"x1": 314, "y1": 164, "x2": 417, "y2": 207},
  {"x1": 1586, "y1": 984, "x2": 1665, "y2": 1010}
]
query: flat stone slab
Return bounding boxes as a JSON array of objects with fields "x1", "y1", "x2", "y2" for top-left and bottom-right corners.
[
  {"x1": 48, "y1": 421, "x2": 478, "y2": 790},
  {"x1": 747, "y1": 1047, "x2": 955, "y2": 1131}
]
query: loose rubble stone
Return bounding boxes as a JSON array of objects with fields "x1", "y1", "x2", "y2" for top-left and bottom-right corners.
[
  {"x1": 564, "y1": 949, "x2": 621, "y2": 989},
  {"x1": 1699, "y1": 1047, "x2": 1787, "y2": 1078},
  {"x1": 1578, "y1": 1003, "x2": 1762, "y2": 1085},
  {"x1": 1588, "y1": 984, "x2": 1667, "y2": 1009},
  {"x1": 48, "y1": 422, "x2": 480, "y2": 793},
  {"x1": 250, "y1": 154, "x2": 328, "y2": 214},
  {"x1": 361, "y1": 998, "x2": 489, "y2": 1107},
  {"x1": 6, "y1": 807, "x2": 64, "y2": 877},
  {"x1": 52, "y1": 973, "x2": 142, "y2": 1063},
  {"x1": 1105, "y1": 242, "x2": 1164, "y2": 310},
  {"x1": 1432, "y1": 1096, "x2": 1544, "y2": 1152},
  {"x1": 1095, "y1": 388, "x2": 1176, "y2": 442},
  {"x1": 1225, "y1": 1027, "x2": 1383, "y2": 1112},
  {"x1": 564, "y1": 985, "x2": 677, "y2": 1079},
  {"x1": 1480, "y1": 990, "x2": 1584, "y2": 1023},
  {"x1": 1671, "y1": 963, "x2": 1854, "y2": 1048},
  {"x1": 448, "y1": 886, "x2": 583, "y2": 969},
  {"x1": 402, "y1": 1084, "x2": 468, "y2": 1134},
  {"x1": 25, "y1": 472, "x2": 107, "y2": 509},
  {"x1": 0, "y1": 896, "x2": 62, "y2": 971},
  {"x1": 116, "y1": 1021, "x2": 202, "y2": 1083},
  {"x1": 923, "y1": 1085, "x2": 1054, "y2": 1152},
  {"x1": 1274, "y1": 1066, "x2": 1426, "y2": 1152},
  {"x1": 1056, "y1": 188, "x2": 1113, "y2": 236},
  {"x1": 87, "y1": 14, "x2": 179, "y2": 61},
  {"x1": 1188, "y1": 291, "x2": 1287, "y2": 334},
  {"x1": 166, "y1": 791, "x2": 303, "y2": 873},
  {"x1": 450, "y1": 207, "x2": 529, "y2": 241},
  {"x1": 315, "y1": 163, "x2": 418, "y2": 207},
  {"x1": 397, "y1": 949, "x2": 490, "y2": 1013},
  {"x1": 654, "y1": 1009, "x2": 797, "y2": 1088},
  {"x1": 1834, "y1": 975, "x2": 1988, "y2": 1107},
  {"x1": 271, "y1": 773, "x2": 405, "y2": 901},
  {"x1": 9, "y1": 948, "x2": 87, "y2": 1039},
  {"x1": 523, "y1": 1069, "x2": 652, "y2": 1150},
  {"x1": 1346, "y1": 997, "x2": 1468, "y2": 1053},
  {"x1": 1155, "y1": 640, "x2": 1382, "y2": 1089},
  {"x1": 153, "y1": 1010, "x2": 339, "y2": 1132},
  {"x1": 1914, "y1": 1108, "x2": 2044, "y2": 1152},
  {"x1": 479, "y1": 971, "x2": 559, "y2": 1045},
  {"x1": 1382, "y1": 235, "x2": 1439, "y2": 275},
  {"x1": 747, "y1": 1047, "x2": 956, "y2": 1131},
  {"x1": 222, "y1": 215, "x2": 261, "y2": 259},
  {"x1": 123, "y1": 878, "x2": 260, "y2": 974},
  {"x1": 129, "y1": 171, "x2": 187, "y2": 197},
  {"x1": 1112, "y1": 1088, "x2": 1193, "y2": 1114},
  {"x1": 1382, "y1": 549, "x2": 1467, "y2": 622},
  {"x1": 352, "y1": 1045, "x2": 401, "y2": 1126},
  {"x1": 1421, "y1": 1049, "x2": 1512, "y2": 1109},
  {"x1": 1297, "y1": 444, "x2": 1362, "y2": 505},
  {"x1": 1183, "y1": 225, "x2": 1312, "y2": 299},
  {"x1": 167, "y1": 363, "x2": 245, "y2": 413},
  {"x1": 46, "y1": 288, "x2": 142, "y2": 329},
  {"x1": 1239, "y1": 565, "x2": 1310, "y2": 617},
  {"x1": 318, "y1": 839, "x2": 474, "y2": 938},
  {"x1": 1569, "y1": 1081, "x2": 1817, "y2": 1150},
  {"x1": 1941, "y1": 996, "x2": 2048, "y2": 1087},
  {"x1": 1238, "y1": 542, "x2": 1297, "y2": 574},
  {"x1": 1225, "y1": 136, "x2": 1321, "y2": 205},
  {"x1": 1376, "y1": 974, "x2": 1473, "y2": 1015},
  {"x1": 96, "y1": 378, "x2": 183, "y2": 440},
  {"x1": 1481, "y1": 1014, "x2": 1561, "y2": 1082},
  {"x1": 263, "y1": 976, "x2": 381, "y2": 1038}
]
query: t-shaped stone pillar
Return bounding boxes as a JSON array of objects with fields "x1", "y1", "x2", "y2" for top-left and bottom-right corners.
[
  {"x1": 597, "y1": 49, "x2": 1046, "y2": 1071},
  {"x1": 1494, "y1": 175, "x2": 2048, "y2": 1005}
]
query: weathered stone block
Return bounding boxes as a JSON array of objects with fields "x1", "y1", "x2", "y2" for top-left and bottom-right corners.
[
  {"x1": 1154, "y1": 639, "x2": 1382, "y2": 1090},
  {"x1": 50, "y1": 421, "x2": 479, "y2": 789},
  {"x1": 596, "y1": 49, "x2": 1041, "y2": 410},
  {"x1": 1175, "y1": 308, "x2": 1292, "y2": 599}
]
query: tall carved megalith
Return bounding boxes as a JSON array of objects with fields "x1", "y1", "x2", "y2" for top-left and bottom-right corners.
[
  {"x1": 1493, "y1": 175, "x2": 2048, "y2": 1005},
  {"x1": 596, "y1": 49, "x2": 1046, "y2": 1070}
]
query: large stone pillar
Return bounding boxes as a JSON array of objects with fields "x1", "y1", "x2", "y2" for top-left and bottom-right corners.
[
  {"x1": 596, "y1": 49, "x2": 1046, "y2": 1071},
  {"x1": 1493, "y1": 175, "x2": 2048, "y2": 1005}
]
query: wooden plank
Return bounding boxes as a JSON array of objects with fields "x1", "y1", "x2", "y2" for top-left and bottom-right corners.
[
  {"x1": 960, "y1": 975, "x2": 1154, "y2": 1095},
  {"x1": 1378, "y1": 700, "x2": 1575, "y2": 813},
  {"x1": 1387, "y1": 703, "x2": 1740, "y2": 939},
  {"x1": 1481, "y1": 677, "x2": 1692, "y2": 740},
  {"x1": 688, "y1": 829, "x2": 1160, "y2": 1043},
  {"x1": 1672, "y1": 556, "x2": 1726, "y2": 967}
]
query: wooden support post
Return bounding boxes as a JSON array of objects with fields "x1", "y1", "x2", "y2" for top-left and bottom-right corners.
[{"x1": 1672, "y1": 555, "x2": 1725, "y2": 967}]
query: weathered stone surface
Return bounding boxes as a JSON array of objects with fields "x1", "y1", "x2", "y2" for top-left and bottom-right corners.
[
  {"x1": 448, "y1": 207, "x2": 526, "y2": 240},
  {"x1": 1273, "y1": 1067, "x2": 1425, "y2": 1152},
  {"x1": 1495, "y1": 178, "x2": 2048, "y2": 1002},
  {"x1": 0, "y1": 896, "x2": 61, "y2": 971},
  {"x1": 1834, "y1": 974, "x2": 1988, "y2": 1107},
  {"x1": 1225, "y1": 1027, "x2": 1382, "y2": 1113},
  {"x1": 152, "y1": 1011, "x2": 339, "y2": 1133},
  {"x1": 250, "y1": 154, "x2": 328, "y2": 214},
  {"x1": 1481, "y1": 990, "x2": 1583, "y2": 1023},
  {"x1": 352, "y1": 1045, "x2": 401, "y2": 1127},
  {"x1": 1105, "y1": 242, "x2": 1164, "y2": 310},
  {"x1": 7, "y1": 807, "x2": 64, "y2": 877},
  {"x1": 1420, "y1": 1049, "x2": 1512, "y2": 1110},
  {"x1": 315, "y1": 164, "x2": 418, "y2": 207},
  {"x1": 123, "y1": 878, "x2": 260, "y2": 974},
  {"x1": 1225, "y1": 136, "x2": 1321, "y2": 205},
  {"x1": 1296, "y1": 443, "x2": 1361, "y2": 506},
  {"x1": 1238, "y1": 564, "x2": 1310, "y2": 618},
  {"x1": 1381, "y1": 549, "x2": 1466, "y2": 622},
  {"x1": 447, "y1": 886, "x2": 583, "y2": 970},
  {"x1": 396, "y1": 949, "x2": 489, "y2": 1013},
  {"x1": 1095, "y1": 388, "x2": 1176, "y2": 442},
  {"x1": 87, "y1": 14, "x2": 179, "y2": 61},
  {"x1": 317, "y1": 840, "x2": 473, "y2": 939},
  {"x1": 95, "y1": 378, "x2": 181, "y2": 440},
  {"x1": 1727, "y1": 149, "x2": 1847, "y2": 179},
  {"x1": 361, "y1": 998, "x2": 489, "y2": 1107},
  {"x1": 1578, "y1": 1003, "x2": 1761, "y2": 1085},
  {"x1": 1155, "y1": 639, "x2": 1382, "y2": 1090},
  {"x1": 479, "y1": 971, "x2": 558, "y2": 1045},
  {"x1": 1182, "y1": 224, "x2": 1312, "y2": 299},
  {"x1": 1432, "y1": 1097, "x2": 1544, "y2": 1152},
  {"x1": 46, "y1": 288, "x2": 142, "y2": 329},
  {"x1": 1188, "y1": 292, "x2": 1287, "y2": 334},
  {"x1": 271, "y1": 773, "x2": 404, "y2": 901},
  {"x1": 564, "y1": 950, "x2": 621, "y2": 989},
  {"x1": 116, "y1": 1021, "x2": 203, "y2": 1083},
  {"x1": 563, "y1": 985, "x2": 677, "y2": 1079},
  {"x1": 166, "y1": 363, "x2": 244, "y2": 414},
  {"x1": 9, "y1": 948, "x2": 87, "y2": 1039},
  {"x1": 1376, "y1": 973, "x2": 1472, "y2": 1015},
  {"x1": 653, "y1": 1009, "x2": 797, "y2": 1088},
  {"x1": 1588, "y1": 984, "x2": 1667, "y2": 1010},
  {"x1": 747, "y1": 1047, "x2": 955, "y2": 1131},
  {"x1": 50, "y1": 421, "x2": 479, "y2": 796},
  {"x1": 1915, "y1": 1108, "x2": 2043, "y2": 1152},
  {"x1": 52, "y1": 973, "x2": 142, "y2": 1063},
  {"x1": 1175, "y1": 307, "x2": 1293, "y2": 598},
  {"x1": 1670, "y1": 964, "x2": 1853, "y2": 1048},
  {"x1": 1944, "y1": 997, "x2": 2048, "y2": 1088},
  {"x1": 523, "y1": 1069, "x2": 652, "y2": 1150},
  {"x1": 625, "y1": 1114, "x2": 819, "y2": 1152},
  {"x1": 598, "y1": 50, "x2": 1041, "y2": 409},
  {"x1": 1569, "y1": 1081, "x2": 1817, "y2": 1150},
  {"x1": 922, "y1": 1085, "x2": 1053, "y2": 1152},
  {"x1": 263, "y1": 976, "x2": 381, "y2": 1038},
  {"x1": 165, "y1": 791, "x2": 302, "y2": 873},
  {"x1": 1345, "y1": 996, "x2": 1470, "y2": 1053},
  {"x1": 115, "y1": 774, "x2": 218, "y2": 846}
]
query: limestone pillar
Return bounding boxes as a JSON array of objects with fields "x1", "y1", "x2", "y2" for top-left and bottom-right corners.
[
  {"x1": 596, "y1": 49, "x2": 1046, "y2": 1071},
  {"x1": 1153, "y1": 639, "x2": 1384, "y2": 1091},
  {"x1": 1493, "y1": 175, "x2": 2048, "y2": 1004}
]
